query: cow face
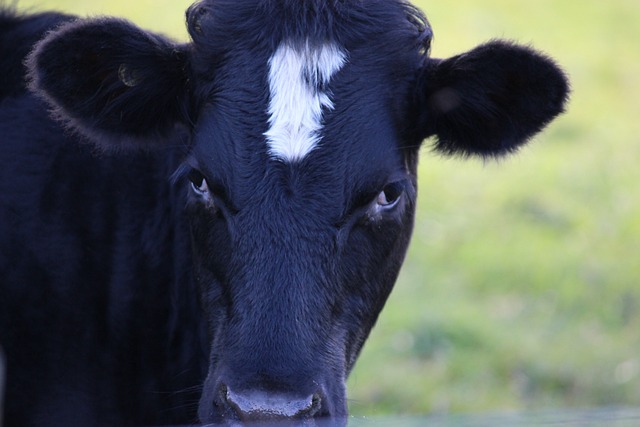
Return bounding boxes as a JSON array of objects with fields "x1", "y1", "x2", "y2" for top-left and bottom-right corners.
[
  {"x1": 181, "y1": 3, "x2": 427, "y2": 420},
  {"x1": 27, "y1": 0, "x2": 568, "y2": 423}
]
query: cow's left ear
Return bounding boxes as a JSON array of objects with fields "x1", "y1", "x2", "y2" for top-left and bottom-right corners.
[
  {"x1": 27, "y1": 17, "x2": 190, "y2": 151},
  {"x1": 412, "y1": 41, "x2": 569, "y2": 157}
]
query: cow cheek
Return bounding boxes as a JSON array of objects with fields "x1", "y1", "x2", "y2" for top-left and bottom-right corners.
[{"x1": 338, "y1": 216, "x2": 415, "y2": 366}]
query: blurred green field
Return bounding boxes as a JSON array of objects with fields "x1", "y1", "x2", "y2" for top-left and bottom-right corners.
[{"x1": 13, "y1": 0, "x2": 640, "y2": 418}]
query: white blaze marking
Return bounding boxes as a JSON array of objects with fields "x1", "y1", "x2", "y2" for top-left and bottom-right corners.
[{"x1": 264, "y1": 41, "x2": 347, "y2": 162}]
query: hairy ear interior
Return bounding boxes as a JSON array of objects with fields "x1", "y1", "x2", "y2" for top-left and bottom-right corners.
[
  {"x1": 27, "y1": 17, "x2": 190, "y2": 151},
  {"x1": 413, "y1": 40, "x2": 570, "y2": 157}
]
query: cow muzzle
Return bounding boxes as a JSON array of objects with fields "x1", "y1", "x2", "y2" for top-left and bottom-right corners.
[{"x1": 218, "y1": 385, "x2": 323, "y2": 422}]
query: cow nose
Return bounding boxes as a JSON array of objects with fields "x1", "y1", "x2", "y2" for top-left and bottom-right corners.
[{"x1": 222, "y1": 385, "x2": 322, "y2": 421}]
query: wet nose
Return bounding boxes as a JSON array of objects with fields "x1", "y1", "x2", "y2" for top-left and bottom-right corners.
[{"x1": 222, "y1": 385, "x2": 322, "y2": 421}]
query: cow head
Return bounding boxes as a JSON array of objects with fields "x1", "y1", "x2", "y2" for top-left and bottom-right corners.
[{"x1": 27, "y1": 0, "x2": 568, "y2": 423}]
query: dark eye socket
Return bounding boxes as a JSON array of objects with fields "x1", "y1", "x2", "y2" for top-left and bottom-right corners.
[
  {"x1": 377, "y1": 182, "x2": 404, "y2": 207},
  {"x1": 336, "y1": 179, "x2": 410, "y2": 229},
  {"x1": 184, "y1": 168, "x2": 237, "y2": 214},
  {"x1": 188, "y1": 169, "x2": 209, "y2": 195}
]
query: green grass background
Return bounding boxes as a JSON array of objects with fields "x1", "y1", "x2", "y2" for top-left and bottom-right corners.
[{"x1": 12, "y1": 0, "x2": 640, "y2": 417}]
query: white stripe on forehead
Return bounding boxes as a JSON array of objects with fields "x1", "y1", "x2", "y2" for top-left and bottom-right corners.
[{"x1": 264, "y1": 42, "x2": 347, "y2": 162}]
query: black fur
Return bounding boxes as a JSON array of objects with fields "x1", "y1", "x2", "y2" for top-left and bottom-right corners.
[
  {"x1": 0, "y1": 93, "x2": 205, "y2": 425},
  {"x1": 0, "y1": 1, "x2": 569, "y2": 425}
]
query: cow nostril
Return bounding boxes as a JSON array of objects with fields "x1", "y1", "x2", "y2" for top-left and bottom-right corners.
[{"x1": 222, "y1": 385, "x2": 322, "y2": 421}]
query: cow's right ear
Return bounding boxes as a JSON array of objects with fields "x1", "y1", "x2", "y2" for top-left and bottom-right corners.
[{"x1": 27, "y1": 17, "x2": 191, "y2": 151}]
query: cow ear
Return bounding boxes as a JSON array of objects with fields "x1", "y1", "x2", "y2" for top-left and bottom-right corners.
[
  {"x1": 412, "y1": 41, "x2": 569, "y2": 157},
  {"x1": 27, "y1": 18, "x2": 191, "y2": 151}
]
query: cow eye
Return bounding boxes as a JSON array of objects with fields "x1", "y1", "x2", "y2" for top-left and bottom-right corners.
[
  {"x1": 376, "y1": 182, "x2": 404, "y2": 210},
  {"x1": 188, "y1": 169, "x2": 209, "y2": 196}
]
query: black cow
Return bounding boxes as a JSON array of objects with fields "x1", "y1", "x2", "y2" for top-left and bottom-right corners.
[{"x1": 0, "y1": 1, "x2": 569, "y2": 425}]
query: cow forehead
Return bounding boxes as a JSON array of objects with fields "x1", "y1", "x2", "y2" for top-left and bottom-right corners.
[
  {"x1": 195, "y1": 39, "x2": 404, "y2": 150},
  {"x1": 192, "y1": 49, "x2": 407, "y2": 209}
]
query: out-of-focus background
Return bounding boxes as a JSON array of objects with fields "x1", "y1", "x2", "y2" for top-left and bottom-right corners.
[{"x1": 13, "y1": 0, "x2": 640, "y2": 418}]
